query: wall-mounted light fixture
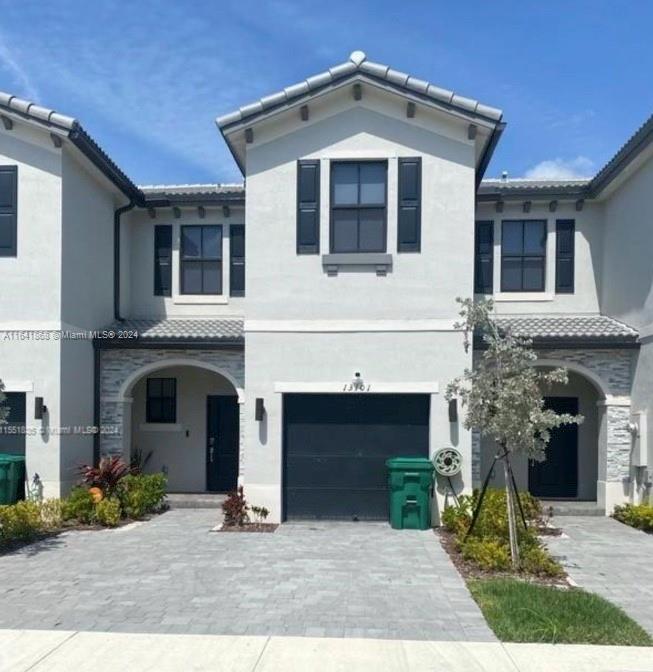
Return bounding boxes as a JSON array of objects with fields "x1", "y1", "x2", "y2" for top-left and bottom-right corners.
[
  {"x1": 351, "y1": 372, "x2": 365, "y2": 391},
  {"x1": 448, "y1": 398, "x2": 458, "y2": 423},
  {"x1": 255, "y1": 398, "x2": 265, "y2": 421},
  {"x1": 34, "y1": 397, "x2": 48, "y2": 420}
]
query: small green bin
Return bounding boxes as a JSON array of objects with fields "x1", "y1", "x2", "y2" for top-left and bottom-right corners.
[
  {"x1": 386, "y1": 457, "x2": 434, "y2": 530},
  {"x1": 0, "y1": 454, "x2": 26, "y2": 505}
]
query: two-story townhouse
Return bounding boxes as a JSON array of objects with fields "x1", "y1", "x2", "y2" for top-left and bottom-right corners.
[{"x1": 1, "y1": 51, "x2": 652, "y2": 522}]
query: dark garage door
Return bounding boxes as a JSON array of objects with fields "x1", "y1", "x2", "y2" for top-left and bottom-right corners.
[{"x1": 283, "y1": 394, "x2": 430, "y2": 520}]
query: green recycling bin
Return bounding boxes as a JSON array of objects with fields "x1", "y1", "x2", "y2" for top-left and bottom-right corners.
[
  {"x1": 386, "y1": 457, "x2": 434, "y2": 530},
  {"x1": 0, "y1": 454, "x2": 26, "y2": 505}
]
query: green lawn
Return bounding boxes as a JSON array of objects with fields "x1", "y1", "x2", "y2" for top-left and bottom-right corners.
[{"x1": 468, "y1": 578, "x2": 652, "y2": 646}]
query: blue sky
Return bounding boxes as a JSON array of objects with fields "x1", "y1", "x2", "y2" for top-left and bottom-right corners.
[{"x1": 1, "y1": 1, "x2": 652, "y2": 185}]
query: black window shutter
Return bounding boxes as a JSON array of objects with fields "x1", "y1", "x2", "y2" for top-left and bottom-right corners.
[
  {"x1": 297, "y1": 160, "x2": 320, "y2": 254},
  {"x1": 474, "y1": 221, "x2": 494, "y2": 293},
  {"x1": 230, "y1": 224, "x2": 245, "y2": 296},
  {"x1": 154, "y1": 224, "x2": 172, "y2": 296},
  {"x1": 556, "y1": 219, "x2": 575, "y2": 293},
  {"x1": 397, "y1": 157, "x2": 421, "y2": 252},
  {"x1": 0, "y1": 165, "x2": 17, "y2": 257}
]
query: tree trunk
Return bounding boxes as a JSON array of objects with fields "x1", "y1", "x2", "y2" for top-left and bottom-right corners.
[{"x1": 503, "y1": 458, "x2": 520, "y2": 568}]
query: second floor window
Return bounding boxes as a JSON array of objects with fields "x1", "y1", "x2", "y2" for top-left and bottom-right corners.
[
  {"x1": 180, "y1": 225, "x2": 222, "y2": 294},
  {"x1": 330, "y1": 161, "x2": 387, "y2": 253},
  {"x1": 501, "y1": 220, "x2": 546, "y2": 292}
]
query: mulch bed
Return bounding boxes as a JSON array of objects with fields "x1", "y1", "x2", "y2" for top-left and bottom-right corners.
[
  {"x1": 437, "y1": 528, "x2": 569, "y2": 588},
  {"x1": 216, "y1": 523, "x2": 278, "y2": 533}
]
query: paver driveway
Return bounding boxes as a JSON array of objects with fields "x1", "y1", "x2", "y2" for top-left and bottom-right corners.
[
  {"x1": 0, "y1": 510, "x2": 493, "y2": 641},
  {"x1": 546, "y1": 516, "x2": 653, "y2": 636}
]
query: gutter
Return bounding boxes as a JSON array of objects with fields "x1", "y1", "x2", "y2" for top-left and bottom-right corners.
[{"x1": 113, "y1": 199, "x2": 136, "y2": 320}]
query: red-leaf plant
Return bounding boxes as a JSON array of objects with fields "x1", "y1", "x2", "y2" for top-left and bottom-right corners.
[
  {"x1": 222, "y1": 486, "x2": 250, "y2": 527},
  {"x1": 78, "y1": 456, "x2": 130, "y2": 497}
]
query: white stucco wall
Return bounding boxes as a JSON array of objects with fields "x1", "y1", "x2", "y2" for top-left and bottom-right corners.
[
  {"x1": 126, "y1": 207, "x2": 245, "y2": 318},
  {"x1": 131, "y1": 365, "x2": 237, "y2": 492}
]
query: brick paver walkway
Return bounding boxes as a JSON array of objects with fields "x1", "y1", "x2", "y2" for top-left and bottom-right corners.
[
  {"x1": 0, "y1": 510, "x2": 493, "y2": 641},
  {"x1": 546, "y1": 516, "x2": 653, "y2": 635}
]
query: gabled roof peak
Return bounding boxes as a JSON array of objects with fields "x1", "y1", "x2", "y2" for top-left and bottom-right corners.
[{"x1": 215, "y1": 51, "x2": 504, "y2": 130}]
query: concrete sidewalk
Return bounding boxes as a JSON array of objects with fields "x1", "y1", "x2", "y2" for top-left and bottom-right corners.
[{"x1": 2, "y1": 630, "x2": 652, "y2": 672}]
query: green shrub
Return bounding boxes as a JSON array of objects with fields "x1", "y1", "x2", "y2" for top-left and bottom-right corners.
[
  {"x1": 520, "y1": 543, "x2": 564, "y2": 577},
  {"x1": 461, "y1": 537, "x2": 511, "y2": 570},
  {"x1": 39, "y1": 498, "x2": 63, "y2": 529},
  {"x1": 613, "y1": 503, "x2": 653, "y2": 531},
  {"x1": 118, "y1": 473, "x2": 167, "y2": 519},
  {"x1": 442, "y1": 488, "x2": 560, "y2": 576},
  {"x1": 0, "y1": 501, "x2": 42, "y2": 541},
  {"x1": 62, "y1": 486, "x2": 96, "y2": 524},
  {"x1": 95, "y1": 497, "x2": 122, "y2": 527}
]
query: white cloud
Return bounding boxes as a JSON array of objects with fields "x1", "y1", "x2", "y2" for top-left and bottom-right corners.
[
  {"x1": 523, "y1": 156, "x2": 595, "y2": 180},
  {"x1": 0, "y1": 33, "x2": 40, "y2": 102}
]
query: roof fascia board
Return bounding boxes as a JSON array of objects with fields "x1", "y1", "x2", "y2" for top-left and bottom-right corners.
[
  {"x1": 476, "y1": 122, "x2": 505, "y2": 188},
  {"x1": 588, "y1": 117, "x2": 653, "y2": 198},
  {"x1": 219, "y1": 72, "x2": 501, "y2": 136}
]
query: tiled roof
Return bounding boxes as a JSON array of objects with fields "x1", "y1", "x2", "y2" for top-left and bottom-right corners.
[
  {"x1": 0, "y1": 90, "x2": 142, "y2": 202},
  {"x1": 480, "y1": 178, "x2": 590, "y2": 190},
  {"x1": 100, "y1": 319, "x2": 244, "y2": 344},
  {"x1": 492, "y1": 315, "x2": 638, "y2": 343},
  {"x1": 216, "y1": 50, "x2": 503, "y2": 129},
  {"x1": 140, "y1": 184, "x2": 244, "y2": 197}
]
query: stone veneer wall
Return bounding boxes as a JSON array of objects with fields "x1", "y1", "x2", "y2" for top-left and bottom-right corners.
[
  {"x1": 471, "y1": 347, "x2": 635, "y2": 488},
  {"x1": 99, "y1": 348, "x2": 245, "y2": 470}
]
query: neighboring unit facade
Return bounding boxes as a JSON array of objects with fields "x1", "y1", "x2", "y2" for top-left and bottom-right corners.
[{"x1": 0, "y1": 51, "x2": 652, "y2": 521}]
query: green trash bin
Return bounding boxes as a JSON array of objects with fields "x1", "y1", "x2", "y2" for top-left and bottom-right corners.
[
  {"x1": 386, "y1": 457, "x2": 434, "y2": 530},
  {"x1": 0, "y1": 454, "x2": 26, "y2": 505}
]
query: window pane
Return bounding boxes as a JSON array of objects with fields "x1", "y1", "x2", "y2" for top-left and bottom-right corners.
[
  {"x1": 501, "y1": 258, "x2": 522, "y2": 291},
  {"x1": 148, "y1": 379, "x2": 162, "y2": 397},
  {"x1": 332, "y1": 209, "x2": 358, "y2": 252},
  {"x1": 502, "y1": 221, "x2": 523, "y2": 255},
  {"x1": 202, "y1": 226, "x2": 222, "y2": 259},
  {"x1": 162, "y1": 399, "x2": 176, "y2": 423},
  {"x1": 524, "y1": 221, "x2": 546, "y2": 255},
  {"x1": 181, "y1": 261, "x2": 202, "y2": 294},
  {"x1": 202, "y1": 261, "x2": 221, "y2": 294},
  {"x1": 359, "y1": 209, "x2": 385, "y2": 252},
  {"x1": 359, "y1": 163, "x2": 386, "y2": 205},
  {"x1": 332, "y1": 163, "x2": 358, "y2": 205},
  {"x1": 148, "y1": 399, "x2": 162, "y2": 423},
  {"x1": 181, "y1": 227, "x2": 202, "y2": 259},
  {"x1": 523, "y1": 257, "x2": 545, "y2": 291},
  {"x1": 161, "y1": 379, "x2": 175, "y2": 398}
]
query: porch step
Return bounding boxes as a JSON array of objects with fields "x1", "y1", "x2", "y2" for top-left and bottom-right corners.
[
  {"x1": 167, "y1": 493, "x2": 227, "y2": 509},
  {"x1": 540, "y1": 500, "x2": 604, "y2": 516}
]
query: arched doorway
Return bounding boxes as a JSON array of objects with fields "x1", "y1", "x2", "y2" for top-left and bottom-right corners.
[
  {"x1": 124, "y1": 362, "x2": 241, "y2": 493},
  {"x1": 479, "y1": 361, "x2": 606, "y2": 501}
]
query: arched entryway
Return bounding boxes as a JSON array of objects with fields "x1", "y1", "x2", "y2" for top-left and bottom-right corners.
[
  {"x1": 479, "y1": 360, "x2": 606, "y2": 502},
  {"x1": 103, "y1": 356, "x2": 244, "y2": 493}
]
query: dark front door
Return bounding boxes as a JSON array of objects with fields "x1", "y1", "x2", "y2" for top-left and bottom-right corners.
[
  {"x1": 283, "y1": 394, "x2": 430, "y2": 521},
  {"x1": 206, "y1": 395, "x2": 239, "y2": 492},
  {"x1": 529, "y1": 397, "x2": 578, "y2": 498}
]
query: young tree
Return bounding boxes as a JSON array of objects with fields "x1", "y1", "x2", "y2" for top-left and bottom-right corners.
[{"x1": 446, "y1": 298, "x2": 582, "y2": 568}]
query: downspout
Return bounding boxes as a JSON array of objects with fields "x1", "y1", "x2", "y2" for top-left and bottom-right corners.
[
  {"x1": 114, "y1": 199, "x2": 136, "y2": 320},
  {"x1": 92, "y1": 343, "x2": 101, "y2": 465}
]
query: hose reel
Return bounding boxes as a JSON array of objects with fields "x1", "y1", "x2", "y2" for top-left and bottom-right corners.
[{"x1": 433, "y1": 447, "x2": 462, "y2": 505}]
